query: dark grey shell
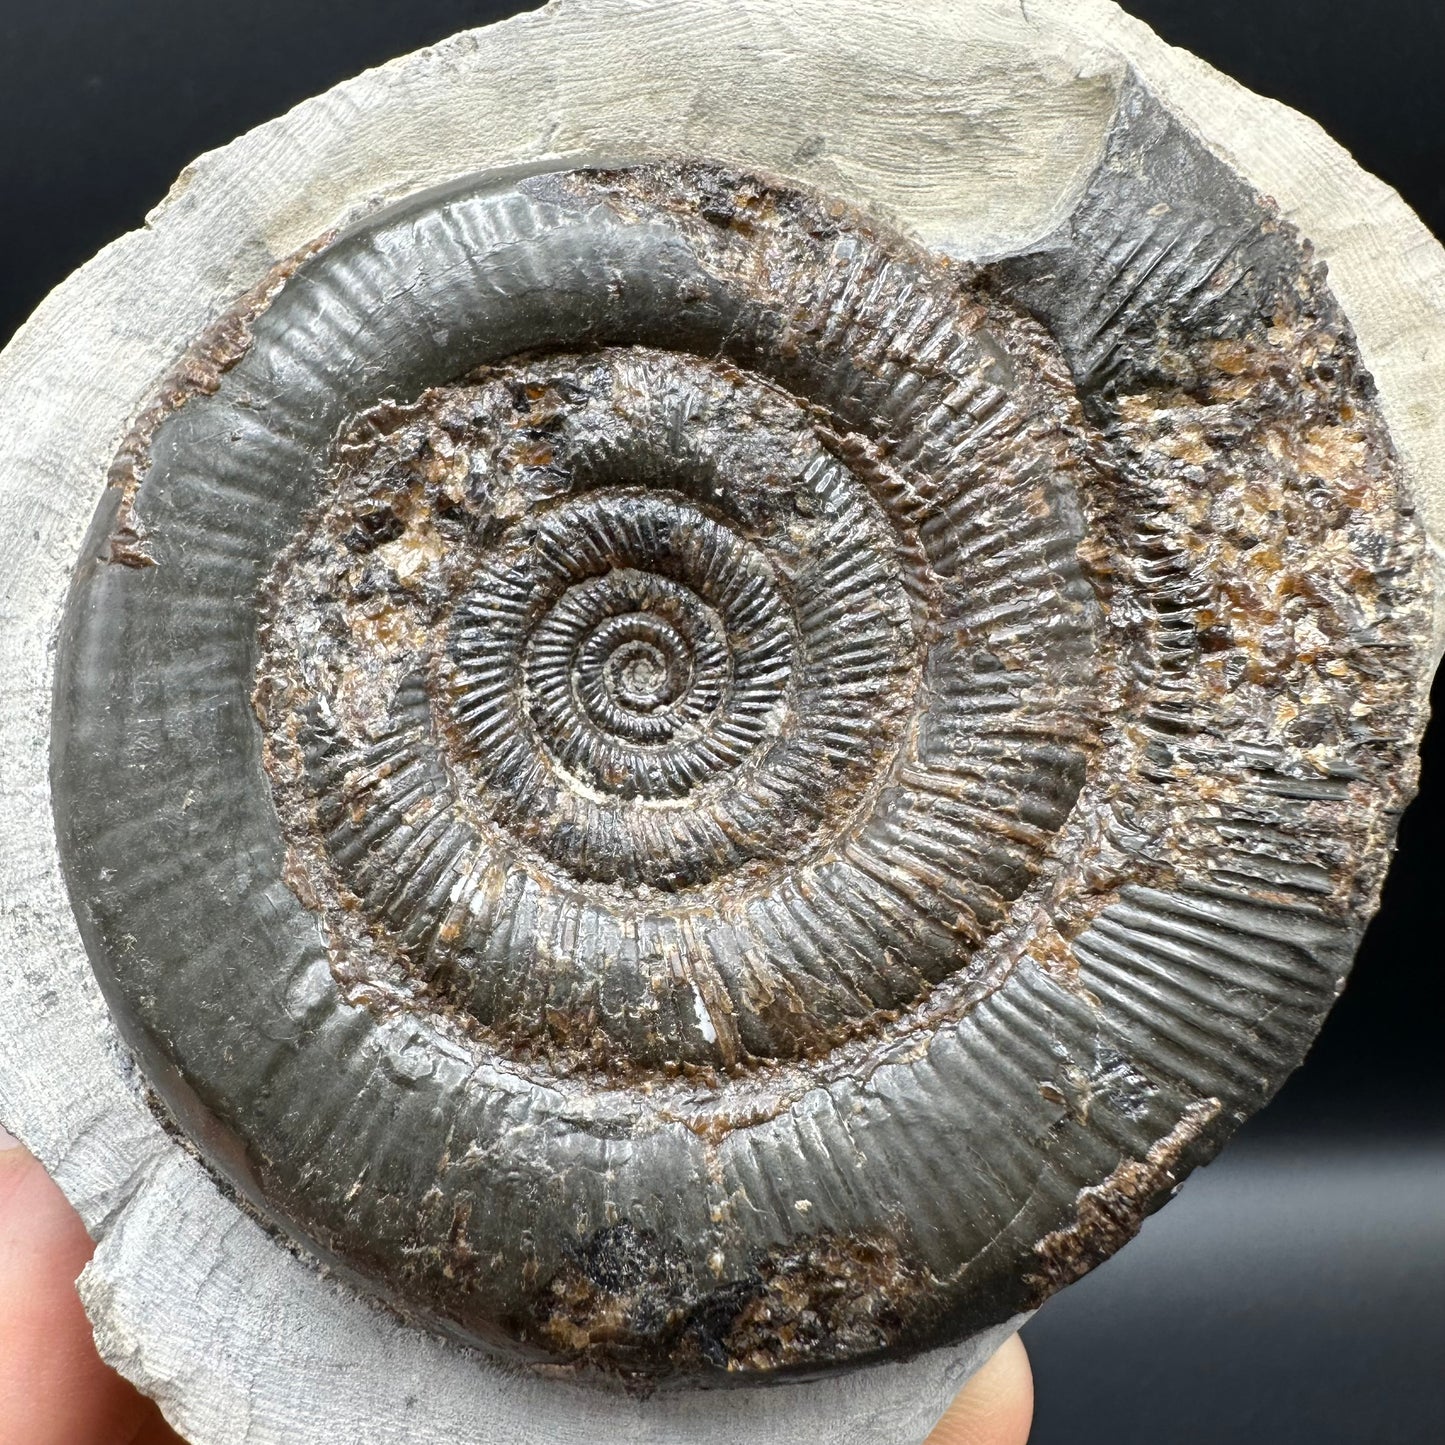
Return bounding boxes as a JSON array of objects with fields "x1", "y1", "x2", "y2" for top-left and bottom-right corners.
[{"x1": 52, "y1": 91, "x2": 1431, "y2": 1386}]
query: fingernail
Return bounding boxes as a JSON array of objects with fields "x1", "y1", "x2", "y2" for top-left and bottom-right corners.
[{"x1": 0, "y1": 1124, "x2": 22, "y2": 1152}]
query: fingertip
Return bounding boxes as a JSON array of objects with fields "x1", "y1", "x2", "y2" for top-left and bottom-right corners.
[
  {"x1": 0, "y1": 1139, "x2": 161, "y2": 1444},
  {"x1": 925, "y1": 1333, "x2": 1035, "y2": 1445}
]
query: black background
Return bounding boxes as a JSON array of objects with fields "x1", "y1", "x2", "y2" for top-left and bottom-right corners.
[{"x1": 1, "y1": 2, "x2": 1439, "y2": 1441}]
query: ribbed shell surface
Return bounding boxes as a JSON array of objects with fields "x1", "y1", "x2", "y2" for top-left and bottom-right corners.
[{"x1": 53, "y1": 129, "x2": 1431, "y2": 1383}]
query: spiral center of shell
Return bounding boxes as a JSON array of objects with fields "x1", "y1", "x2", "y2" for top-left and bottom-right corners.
[
  {"x1": 258, "y1": 340, "x2": 1101, "y2": 1069},
  {"x1": 244, "y1": 171, "x2": 1112, "y2": 1077},
  {"x1": 608, "y1": 638, "x2": 676, "y2": 709}
]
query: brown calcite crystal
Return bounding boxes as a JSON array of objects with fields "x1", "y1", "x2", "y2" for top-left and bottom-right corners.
[{"x1": 2, "y1": 3, "x2": 1442, "y2": 1442}]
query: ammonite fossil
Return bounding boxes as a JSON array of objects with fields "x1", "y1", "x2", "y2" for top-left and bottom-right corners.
[{"x1": 2, "y1": 2, "x2": 1443, "y2": 1442}]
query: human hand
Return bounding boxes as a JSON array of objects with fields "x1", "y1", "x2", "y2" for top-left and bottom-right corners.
[
  {"x1": 2, "y1": 1124, "x2": 1032, "y2": 1445},
  {"x1": 0, "y1": 1126, "x2": 184, "y2": 1445},
  {"x1": 924, "y1": 1335, "x2": 1033, "y2": 1445}
]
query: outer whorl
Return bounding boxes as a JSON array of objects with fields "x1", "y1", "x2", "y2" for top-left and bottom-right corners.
[{"x1": 47, "y1": 102, "x2": 1433, "y2": 1394}]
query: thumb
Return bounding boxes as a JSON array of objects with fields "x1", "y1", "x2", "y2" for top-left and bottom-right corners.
[
  {"x1": 0, "y1": 1125, "x2": 185, "y2": 1445},
  {"x1": 925, "y1": 1334, "x2": 1034, "y2": 1445}
]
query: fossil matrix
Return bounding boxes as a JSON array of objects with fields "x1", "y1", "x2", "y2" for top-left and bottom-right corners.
[{"x1": 3, "y1": 3, "x2": 1444, "y2": 1443}]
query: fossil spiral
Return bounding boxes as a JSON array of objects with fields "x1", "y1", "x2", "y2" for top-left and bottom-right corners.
[{"x1": 52, "y1": 121, "x2": 1430, "y2": 1384}]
